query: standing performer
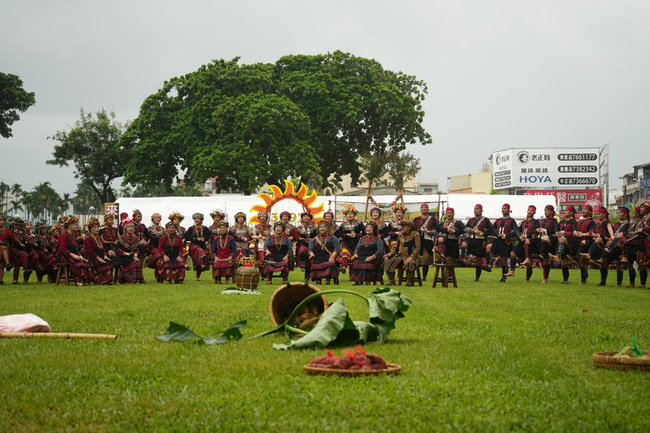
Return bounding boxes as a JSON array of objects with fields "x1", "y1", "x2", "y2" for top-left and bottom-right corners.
[
  {"x1": 322, "y1": 210, "x2": 338, "y2": 236},
  {"x1": 350, "y1": 221, "x2": 384, "y2": 285},
  {"x1": 384, "y1": 220, "x2": 420, "y2": 286},
  {"x1": 279, "y1": 211, "x2": 299, "y2": 240},
  {"x1": 146, "y1": 213, "x2": 165, "y2": 272},
  {"x1": 231, "y1": 212, "x2": 253, "y2": 257},
  {"x1": 208, "y1": 209, "x2": 226, "y2": 237},
  {"x1": 308, "y1": 220, "x2": 341, "y2": 285},
  {"x1": 169, "y1": 212, "x2": 187, "y2": 237},
  {"x1": 117, "y1": 220, "x2": 145, "y2": 284},
  {"x1": 486, "y1": 204, "x2": 519, "y2": 282},
  {"x1": 295, "y1": 212, "x2": 317, "y2": 283},
  {"x1": 537, "y1": 205, "x2": 559, "y2": 284},
  {"x1": 514, "y1": 205, "x2": 540, "y2": 283},
  {"x1": 387, "y1": 204, "x2": 406, "y2": 253},
  {"x1": 336, "y1": 205, "x2": 364, "y2": 274},
  {"x1": 621, "y1": 204, "x2": 649, "y2": 288},
  {"x1": 437, "y1": 207, "x2": 465, "y2": 264},
  {"x1": 211, "y1": 222, "x2": 238, "y2": 284},
  {"x1": 83, "y1": 218, "x2": 113, "y2": 285},
  {"x1": 58, "y1": 217, "x2": 93, "y2": 286},
  {"x1": 184, "y1": 213, "x2": 211, "y2": 281},
  {"x1": 100, "y1": 214, "x2": 120, "y2": 269},
  {"x1": 413, "y1": 203, "x2": 438, "y2": 281},
  {"x1": 575, "y1": 204, "x2": 596, "y2": 285},
  {"x1": 251, "y1": 210, "x2": 272, "y2": 276},
  {"x1": 264, "y1": 221, "x2": 293, "y2": 284},
  {"x1": 550, "y1": 205, "x2": 579, "y2": 284},
  {"x1": 584, "y1": 207, "x2": 615, "y2": 286},
  {"x1": 462, "y1": 204, "x2": 494, "y2": 282},
  {"x1": 157, "y1": 222, "x2": 186, "y2": 283}
]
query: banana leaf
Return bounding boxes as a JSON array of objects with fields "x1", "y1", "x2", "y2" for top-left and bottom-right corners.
[{"x1": 156, "y1": 320, "x2": 247, "y2": 345}]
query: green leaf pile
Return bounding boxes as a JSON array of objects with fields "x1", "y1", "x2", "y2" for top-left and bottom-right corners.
[
  {"x1": 157, "y1": 320, "x2": 247, "y2": 345},
  {"x1": 269, "y1": 288, "x2": 411, "y2": 350}
]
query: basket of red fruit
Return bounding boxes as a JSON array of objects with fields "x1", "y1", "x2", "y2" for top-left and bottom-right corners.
[{"x1": 304, "y1": 345, "x2": 401, "y2": 376}]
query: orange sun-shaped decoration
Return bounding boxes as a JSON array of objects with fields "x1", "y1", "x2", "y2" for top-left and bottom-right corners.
[{"x1": 249, "y1": 180, "x2": 324, "y2": 224}]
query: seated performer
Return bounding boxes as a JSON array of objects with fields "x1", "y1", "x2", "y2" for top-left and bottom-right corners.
[
  {"x1": 296, "y1": 212, "x2": 317, "y2": 282},
  {"x1": 231, "y1": 212, "x2": 253, "y2": 257},
  {"x1": 185, "y1": 213, "x2": 211, "y2": 281},
  {"x1": 33, "y1": 223, "x2": 57, "y2": 283},
  {"x1": 211, "y1": 221, "x2": 238, "y2": 284},
  {"x1": 350, "y1": 221, "x2": 384, "y2": 285},
  {"x1": 308, "y1": 220, "x2": 341, "y2": 285},
  {"x1": 146, "y1": 213, "x2": 165, "y2": 271},
  {"x1": 83, "y1": 218, "x2": 114, "y2": 285},
  {"x1": 264, "y1": 221, "x2": 293, "y2": 284},
  {"x1": 0, "y1": 215, "x2": 13, "y2": 284},
  {"x1": 58, "y1": 217, "x2": 93, "y2": 286},
  {"x1": 117, "y1": 219, "x2": 145, "y2": 284},
  {"x1": 157, "y1": 222, "x2": 186, "y2": 283},
  {"x1": 384, "y1": 220, "x2": 420, "y2": 286}
]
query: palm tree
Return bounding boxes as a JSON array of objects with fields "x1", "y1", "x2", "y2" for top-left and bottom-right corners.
[
  {"x1": 0, "y1": 181, "x2": 9, "y2": 213},
  {"x1": 9, "y1": 199, "x2": 23, "y2": 216}
]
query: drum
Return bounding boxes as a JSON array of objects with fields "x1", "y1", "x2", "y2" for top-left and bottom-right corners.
[{"x1": 234, "y1": 263, "x2": 261, "y2": 290}]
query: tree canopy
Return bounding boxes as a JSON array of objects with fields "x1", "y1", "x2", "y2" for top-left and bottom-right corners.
[
  {"x1": 0, "y1": 72, "x2": 36, "y2": 139},
  {"x1": 123, "y1": 51, "x2": 432, "y2": 194},
  {"x1": 47, "y1": 109, "x2": 128, "y2": 204}
]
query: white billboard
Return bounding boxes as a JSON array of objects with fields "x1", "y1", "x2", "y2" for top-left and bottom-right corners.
[{"x1": 492, "y1": 147, "x2": 601, "y2": 190}]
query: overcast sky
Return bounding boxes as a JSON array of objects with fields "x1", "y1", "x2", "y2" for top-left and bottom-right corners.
[{"x1": 2, "y1": 0, "x2": 648, "y2": 196}]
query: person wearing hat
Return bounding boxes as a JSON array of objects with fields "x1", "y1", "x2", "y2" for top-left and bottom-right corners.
[
  {"x1": 100, "y1": 214, "x2": 120, "y2": 269},
  {"x1": 602, "y1": 207, "x2": 631, "y2": 287},
  {"x1": 575, "y1": 204, "x2": 597, "y2": 285},
  {"x1": 132, "y1": 210, "x2": 151, "y2": 260},
  {"x1": 322, "y1": 210, "x2": 338, "y2": 236},
  {"x1": 437, "y1": 207, "x2": 465, "y2": 264},
  {"x1": 21, "y1": 221, "x2": 45, "y2": 284},
  {"x1": 536, "y1": 205, "x2": 560, "y2": 284},
  {"x1": 621, "y1": 206, "x2": 648, "y2": 288},
  {"x1": 117, "y1": 219, "x2": 145, "y2": 284},
  {"x1": 581, "y1": 207, "x2": 615, "y2": 286},
  {"x1": 168, "y1": 211, "x2": 186, "y2": 237},
  {"x1": 462, "y1": 204, "x2": 494, "y2": 282},
  {"x1": 549, "y1": 205, "x2": 578, "y2": 283},
  {"x1": 279, "y1": 211, "x2": 300, "y2": 240},
  {"x1": 384, "y1": 219, "x2": 420, "y2": 286},
  {"x1": 157, "y1": 221, "x2": 187, "y2": 283},
  {"x1": 367, "y1": 207, "x2": 390, "y2": 240},
  {"x1": 6, "y1": 218, "x2": 30, "y2": 284},
  {"x1": 486, "y1": 204, "x2": 520, "y2": 282},
  {"x1": 211, "y1": 221, "x2": 238, "y2": 284},
  {"x1": 308, "y1": 220, "x2": 341, "y2": 285},
  {"x1": 350, "y1": 221, "x2": 384, "y2": 285},
  {"x1": 230, "y1": 212, "x2": 253, "y2": 258},
  {"x1": 387, "y1": 204, "x2": 407, "y2": 253},
  {"x1": 33, "y1": 223, "x2": 57, "y2": 283},
  {"x1": 184, "y1": 212, "x2": 212, "y2": 281},
  {"x1": 511, "y1": 205, "x2": 541, "y2": 282},
  {"x1": 264, "y1": 221, "x2": 294, "y2": 284},
  {"x1": 251, "y1": 211, "x2": 272, "y2": 273},
  {"x1": 295, "y1": 212, "x2": 317, "y2": 282},
  {"x1": 335, "y1": 205, "x2": 364, "y2": 274},
  {"x1": 83, "y1": 218, "x2": 114, "y2": 285},
  {"x1": 58, "y1": 217, "x2": 93, "y2": 286},
  {"x1": 208, "y1": 209, "x2": 226, "y2": 237},
  {"x1": 413, "y1": 203, "x2": 438, "y2": 281},
  {"x1": 0, "y1": 215, "x2": 15, "y2": 284}
]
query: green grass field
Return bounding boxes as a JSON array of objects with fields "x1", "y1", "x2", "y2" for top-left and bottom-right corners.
[{"x1": 2, "y1": 267, "x2": 649, "y2": 432}]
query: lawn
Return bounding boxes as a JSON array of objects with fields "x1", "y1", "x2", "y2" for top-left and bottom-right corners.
[{"x1": 2, "y1": 267, "x2": 649, "y2": 432}]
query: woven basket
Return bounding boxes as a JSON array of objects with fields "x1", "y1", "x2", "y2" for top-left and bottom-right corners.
[
  {"x1": 269, "y1": 282, "x2": 328, "y2": 327},
  {"x1": 592, "y1": 352, "x2": 650, "y2": 371},
  {"x1": 303, "y1": 363, "x2": 401, "y2": 376}
]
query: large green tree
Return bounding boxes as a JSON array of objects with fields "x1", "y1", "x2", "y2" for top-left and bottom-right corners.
[
  {"x1": 123, "y1": 51, "x2": 431, "y2": 193},
  {"x1": 47, "y1": 109, "x2": 128, "y2": 204},
  {"x1": 0, "y1": 72, "x2": 36, "y2": 138}
]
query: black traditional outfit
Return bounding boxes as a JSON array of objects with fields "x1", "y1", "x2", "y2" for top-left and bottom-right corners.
[
  {"x1": 117, "y1": 229, "x2": 145, "y2": 284},
  {"x1": 350, "y1": 235, "x2": 383, "y2": 284},
  {"x1": 264, "y1": 232, "x2": 293, "y2": 282},
  {"x1": 384, "y1": 222, "x2": 421, "y2": 286},
  {"x1": 308, "y1": 232, "x2": 341, "y2": 282}
]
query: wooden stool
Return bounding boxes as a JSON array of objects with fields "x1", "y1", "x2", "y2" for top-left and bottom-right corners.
[
  {"x1": 397, "y1": 267, "x2": 422, "y2": 286},
  {"x1": 432, "y1": 264, "x2": 458, "y2": 288},
  {"x1": 55, "y1": 262, "x2": 70, "y2": 286}
]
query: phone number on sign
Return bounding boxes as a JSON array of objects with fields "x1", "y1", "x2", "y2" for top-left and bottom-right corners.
[{"x1": 558, "y1": 177, "x2": 598, "y2": 185}]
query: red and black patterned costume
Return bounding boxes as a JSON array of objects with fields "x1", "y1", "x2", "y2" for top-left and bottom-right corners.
[
  {"x1": 58, "y1": 231, "x2": 93, "y2": 285},
  {"x1": 157, "y1": 234, "x2": 186, "y2": 283},
  {"x1": 117, "y1": 230, "x2": 145, "y2": 284},
  {"x1": 350, "y1": 234, "x2": 383, "y2": 283},
  {"x1": 84, "y1": 233, "x2": 114, "y2": 285},
  {"x1": 211, "y1": 233, "x2": 238, "y2": 280}
]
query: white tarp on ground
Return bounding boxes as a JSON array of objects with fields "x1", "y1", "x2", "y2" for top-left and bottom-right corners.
[{"x1": 115, "y1": 193, "x2": 556, "y2": 224}]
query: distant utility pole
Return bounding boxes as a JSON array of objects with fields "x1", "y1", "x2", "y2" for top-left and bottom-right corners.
[{"x1": 600, "y1": 143, "x2": 610, "y2": 207}]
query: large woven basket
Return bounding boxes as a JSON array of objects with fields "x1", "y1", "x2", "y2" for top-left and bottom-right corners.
[
  {"x1": 592, "y1": 352, "x2": 650, "y2": 371},
  {"x1": 269, "y1": 282, "x2": 328, "y2": 327}
]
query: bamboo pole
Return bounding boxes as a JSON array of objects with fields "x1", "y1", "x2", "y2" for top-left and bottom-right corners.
[{"x1": 0, "y1": 332, "x2": 117, "y2": 340}]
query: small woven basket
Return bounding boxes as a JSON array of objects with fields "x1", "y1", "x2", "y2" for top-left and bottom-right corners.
[
  {"x1": 303, "y1": 363, "x2": 401, "y2": 376},
  {"x1": 269, "y1": 282, "x2": 328, "y2": 327},
  {"x1": 592, "y1": 352, "x2": 650, "y2": 371}
]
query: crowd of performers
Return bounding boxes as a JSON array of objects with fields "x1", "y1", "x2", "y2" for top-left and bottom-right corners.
[{"x1": 2, "y1": 199, "x2": 648, "y2": 288}]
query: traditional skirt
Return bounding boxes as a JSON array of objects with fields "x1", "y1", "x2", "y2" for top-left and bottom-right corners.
[
  {"x1": 118, "y1": 260, "x2": 144, "y2": 284},
  {"x1": 189, "y1": 244, "x2": 210, "y2": 270},
  {"x1": 36, "y1": 250, "x2": 57, "y2": 271},
  {"x1": 8, "y1": 245, "x2": 28, "y2": 268},
  {"x1": 296, "y1": 241, "x2": 310, "y2": 269},
  {"x1": 265, "y1": 257, "x2": 291, "y2": 273},
  {"x1": 491, "y1": 238, "x2": 513, "y2": 258},
  {"x1": 310, "y1": 260, "x2": 339, "y2": 280},
  {"x1": 62, "y1": 255, "x2": 94, "y2": 283},
  {"x1": 466, "y1": 238, "x2": 488, "y2": 258},
  {"x1": 90, "y1": 259, "x2": 114, "y2": 285},
  {"x1": 212, "y1": 260, "x2": 235, "y2": 278},
  {"x1": 158, "y1": 259, "x2": 186, "y2": 282},
  {"x1": 350, "y1": 258, "x2": 382, "y2": 282}
]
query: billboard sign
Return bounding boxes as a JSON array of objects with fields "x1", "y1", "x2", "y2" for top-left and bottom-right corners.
[
  {"x1": 524, "y1": 188, "x2": 602, "y2": 217},
  {"x1": 493, "y1": 148, "x2": 601, "y2": 190}
]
